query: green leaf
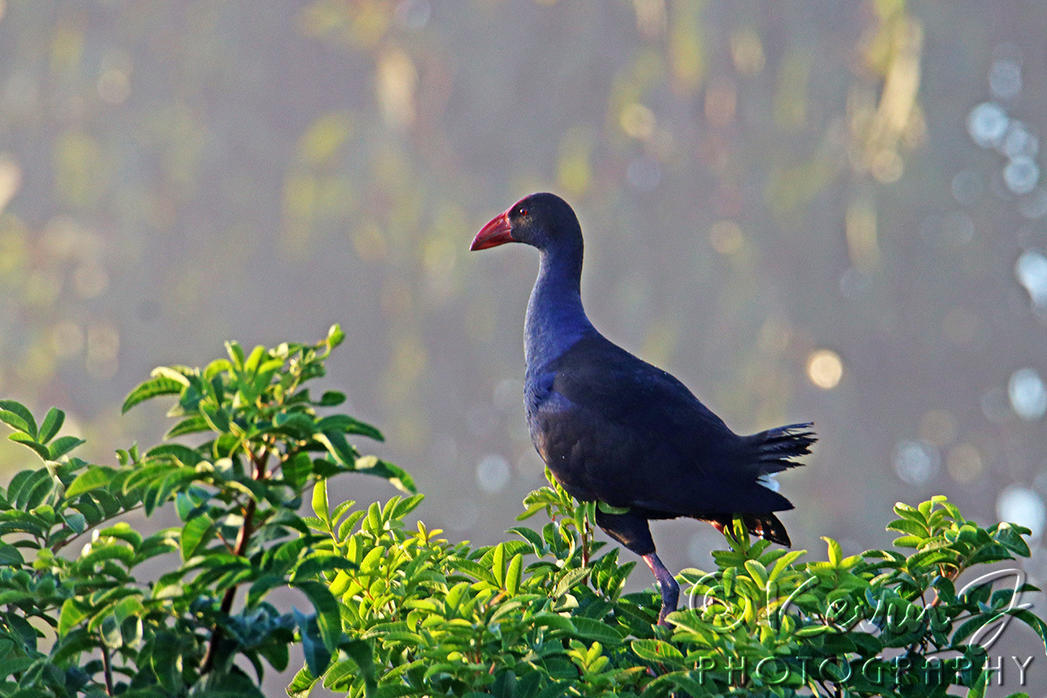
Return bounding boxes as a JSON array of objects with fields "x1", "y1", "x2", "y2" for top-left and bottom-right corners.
[
  {"x1": 995, "y1": 522, "x2": 1032, "y2": 558},
  {"x1": 294, "y1": 610, "x2": 332, "y2": 679},
  {"x1": 13, "y1": 469, "x2": 54, "y2": 509},
  {"x1": 294, "y1": 581, "x2": 341, "y2": 650},
  {"x1": 327, "y1": 324, "x2": 345, "y2": 348},
  {"x1": 316, "y1": 431, "x2": 357, "y2": 467},
  {"x1": 65, "y1": 466, "x2": 116, "y2": 497},
  {"x1": 0, "y1": 400, "x2": 37, "y2": 437},
  {"x1": 795, "y1": 624, "x2": 833, "y2": 636},
  {"x1": 492, "y1": 542, "x2": 506, "y2": 587},
  {"x1": 203, "y1": 358, "x2": 233, "y2": 380},
  {"x1": 631, "y1": 638, "x2": 685, "y2": 665},
  {"x1": 146, "y1": 443, "x2": 204, "y2": 465},
  {"x1": 352, "y1": 455, "x2": 417, "y2": 494},
  {"x1": 312, "y1": 479, "x2": 329, "y2": 524},
  {"x1": 122, "y1": 374, "x2": 186, "y2": 413},
  {"x1": 200, "y1": 404, "x2": 231, "y2": 433},
  {"x1": 509, "y1": 526, "x2": 546, "y2": 554},
  {"x1": 286, "y1": 665, "x2": 318, "y2": 698},
  {"x1": 48, "y1": 435, "x2": 86, "y2": 460},
  {"x1": 823, "y1": 536, "x2": 843, "y2": 567},
  {"x1": 1007, "y1": 608, "x2": 1047, "y2": 653},
  {"x1": 62, "y1": 511, "x2": 87, "y2": 534},
  {"x1": 243, "y1": 345, "x2": 266, "y2": 374},
  {"x1": 453, "y1": 558, "x2": 498, "y2": 586},
  {"x1": 768, "y1": 549, "x2": 805, "y2": 582},
  {"x1": 505, "y1": 553, "x2": 523, "y2": 595},
  {"x1": 318, "y1": 391, "x2": 346, "y2": 406},
  {"x1": 597, "y1": 501, "x2": 630, "y2": 515},
  {"x1": 571, "y1": 617, "x2": 623, "y2": 644},
  {"x1": 165, "y1": 415, "x2": 211, "y2": 438},
  {"x1": 37, "y1": 407, "x2": 65, "y2": 444},
  {"x1": 744, "y1": 559, "x2": 768, "y2": 587},
  {"x1": 8, "y1": 433, "x2": 50, "y2": 460},
  {"x1": 886, "y1": 517, "x2": 928, "y2": 538},
  {"x1": 893, "y1": 501, "x2": 925, "y2": 523},
  {"x1": 0, "y1": 544, "x2": 24, "y2": 565},
  {"x1": 342, "y1": 639, "x2": 375, "y2": 684},
  {"x1": 180, "y1": 513, "x2": 214, "y2": 560},
  {"x1": 225, "y1": 341, "x2": 246, "y2": 370},
  {"x1": 316, "y1": 415, "x2": 384, "y2": 442},
  {"x1": 553, "y1": 567, "x2": 589, "y2": 599},
  {"x1": 532, "y1": 612, "x2": 575, "y2": 633},
  {"x1": 58, "y1": 599, "x2": 88, "y2": 636}
]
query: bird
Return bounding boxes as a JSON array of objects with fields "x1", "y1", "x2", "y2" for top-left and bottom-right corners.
[{"x1": 469, "y1": 192, "x2": 816, "y2": 625}]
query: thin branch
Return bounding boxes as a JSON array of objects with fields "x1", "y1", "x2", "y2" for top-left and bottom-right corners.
[
  {"x1": 100, "y1": 639, "x2": 114, "y2": 696},
  {"x1": 200, "y1": 446, "x2": 268, "y2": 675},
  {"x1": 50, "y1": 503, "x2": 146, "y2": 554}
]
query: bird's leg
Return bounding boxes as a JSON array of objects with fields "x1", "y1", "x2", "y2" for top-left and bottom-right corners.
[{"x1": 642, "y1": 553, "x2": 679, "y2": 626}]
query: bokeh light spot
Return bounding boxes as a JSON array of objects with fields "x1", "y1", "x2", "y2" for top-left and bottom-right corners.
[
  {"x1": 870, "y1": 149, "x2": 904, "y2": 183},
  {"x1": 0, "y1": 154, "x2": 22, "y2": 213},
  {"x1": 620, "y1": 103, "x2": 655, "y2": 140},
  {"x1": 893, "y1": 439, "x2": 940, "y2": 485},
  {"x1": 997, "y1": 485, "x2": 1045, "y2": 540},
  {"x1": 980, "y1": 387, "x2": 1012, "y2": 423},
  {"x1": 1003, "y1": 156, "x2": 1039, "y2": 195},
  {"x1": 946, "y1": 443, "x2": 983, "y2": 484},
  {"x1": 806, "y1": 349, "x2": 843, "y2": 389},
  {"x1": 1019, "y1": 188, "x2": 1047, "y2": 219},
  {"x1": 1000, "y1": 121, "x2": 1037, "y2": 159},
  {"x1": 394, "y1": 0, "x2": 431, "y2": 30},
  {"x1": 730, "y1": 28, "x2": 765, "y2": 75},
  {"x1": 919, "y1": 409, "x2": 957, "y2": 447},
  {"x1": 1008, "y1": 367, "x2": 1046, "y2": 421},
  {"x1": 989, "y1": 58, "x2": 1022, "y2": 100},
  {"x1": 97, "y1": 69, "x2": 130, "y2": 104},
  {"x1": 967, "y1": 102, "x2": 1009, "y2": 148},
  {"x1": 50, "y1": 322, "x2": 84, "y2": 359},
  {"x1": 476, "y1": 454, "x2": 511, "y2": 493},
  {"x1": 950, "y1": 170, "x2": 982, "y2": 205},
  {"x1": 708, "y1": 220, "x2": 743, "y2": 255},
  {"x1": 1015, "y1": 249, "x2": 1047, "y2": 308}
]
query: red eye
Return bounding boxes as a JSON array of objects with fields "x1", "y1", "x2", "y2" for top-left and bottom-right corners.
[{"x1": 518, "y1": 208, "x2": 528, "y2": 216}]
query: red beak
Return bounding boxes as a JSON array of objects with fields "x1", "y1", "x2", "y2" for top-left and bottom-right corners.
[{"x1": 470, "y1": 211, "x2": 514, "y2": 251}]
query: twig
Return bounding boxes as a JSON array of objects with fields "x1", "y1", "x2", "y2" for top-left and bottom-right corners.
[
  {"x1": 100, "y1": 639, "x2": 114, "y2": 695},
  {"x1": 199, "y1": 446, "x2": 267, "y2": 674}
]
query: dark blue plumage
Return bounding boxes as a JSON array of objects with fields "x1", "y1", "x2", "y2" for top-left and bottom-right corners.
[{"x1": 471, "y1": 193, "x2": 816, "y2": 624}]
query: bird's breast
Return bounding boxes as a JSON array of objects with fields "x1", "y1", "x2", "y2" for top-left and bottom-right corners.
[{"x1": 523, "y1": 379, "x2": 598, "y2": 500}]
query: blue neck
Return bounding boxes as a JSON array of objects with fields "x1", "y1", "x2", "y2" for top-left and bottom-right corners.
[{"x1": 525, "y1": 242, "x2": 593, "y2": 370}]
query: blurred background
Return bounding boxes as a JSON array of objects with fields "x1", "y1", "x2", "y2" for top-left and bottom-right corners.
[{"x1": 1, "y1": 0, "x2": 1046, "y2": 619}]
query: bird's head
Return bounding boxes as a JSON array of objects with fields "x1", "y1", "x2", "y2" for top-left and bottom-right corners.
[{"x1": 470, "y1": 192, "x2": 581, "y2": 253}]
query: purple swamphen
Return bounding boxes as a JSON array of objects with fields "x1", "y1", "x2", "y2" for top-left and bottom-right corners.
[{"x1": 470, "y1": 193, "x2": 816, "y2": 625}]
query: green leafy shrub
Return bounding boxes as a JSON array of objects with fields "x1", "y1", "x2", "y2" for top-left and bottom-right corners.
[
  {"x1": 298, "y1": 467, "x2": 1046, "y2": 698},
  {"x1": 0, "y1": 329, "x2": 1044, "y2": 697},
  {"x1": 0, "y1": 327, "x2": 413, "y2": 696}
]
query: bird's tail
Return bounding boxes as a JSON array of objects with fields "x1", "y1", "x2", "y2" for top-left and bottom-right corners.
[{"x1": 744, "y1": 421, "x2": 817, "y2": 475}]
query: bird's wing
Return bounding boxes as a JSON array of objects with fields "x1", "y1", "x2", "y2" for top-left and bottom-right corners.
[
  {"x1": 528, "y1": 334, "x2": 791, "y2": 515},
  {"x1": 545, "y1": 333, "x2": 732, "y2": 444}
]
